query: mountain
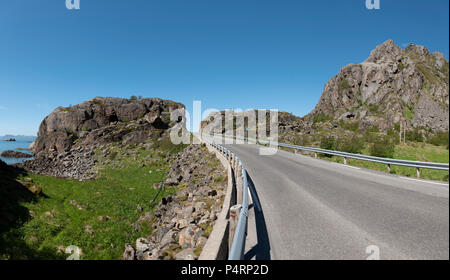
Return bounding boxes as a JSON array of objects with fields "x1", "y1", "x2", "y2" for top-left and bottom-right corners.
[
  {"x1": 201, "y1": 40, "x2": 449, "y2": 143},
  {"x1": 306, "y1": 40, "x2": 449, "y2": 131}
]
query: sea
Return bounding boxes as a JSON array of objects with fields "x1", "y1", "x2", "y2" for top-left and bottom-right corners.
[{"x1": 0, "y1": 135, "x2": 36, "y2": 165}]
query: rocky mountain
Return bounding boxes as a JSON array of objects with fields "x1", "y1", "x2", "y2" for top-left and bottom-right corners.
[
  {"x1": 201, "y1": 40, "x2": 449, "y2": 141},
  {"x1": 23, "y1": 97, "x2": 184, "y2": 180},
  {"x1": 307, "y1": 40, "x2": 449, "y2": 131}
]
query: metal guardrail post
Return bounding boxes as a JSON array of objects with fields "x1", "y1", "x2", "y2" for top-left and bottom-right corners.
[
  {"x1": 229, "y1": 204, "x2": 242, "y2": 251},
  {"x1": 416, "y1": 167, "x2": 420, "y2": 178}
]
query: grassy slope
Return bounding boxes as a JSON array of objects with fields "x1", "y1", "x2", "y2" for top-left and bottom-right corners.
[
  {"x1": 319, "y1": 143, "x2": 449, "y2": 181},
  {"x1": 1, "y1": 140, "x2": 187, "y2": 260}
]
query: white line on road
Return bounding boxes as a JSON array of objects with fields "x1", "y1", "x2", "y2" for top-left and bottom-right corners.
[
  {"x1": 342, "y1": 165, "x2": 361, "y2": 170},
  {"x1": 400, "y1": 177, "x2": 449, "y2": 186}
]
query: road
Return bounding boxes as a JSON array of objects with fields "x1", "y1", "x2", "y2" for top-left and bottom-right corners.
[{"x1": 224, "y1": 143, "x2": 449, "y2": 260}]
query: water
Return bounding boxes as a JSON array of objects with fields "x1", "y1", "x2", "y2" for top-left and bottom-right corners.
[{"x1": 0, "y1": 136, "x2": 36, "y2": 165}]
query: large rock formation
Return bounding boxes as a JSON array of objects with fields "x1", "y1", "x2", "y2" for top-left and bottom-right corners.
[
  {"x1": 24, "y1": 97, "x2": 184, "y2": 180},
  {"x1": 307, "y1": 40, "x2": 449, "y2": 131},
  {"x1": 32, "y1": 97, "x2": 184, "y2": 156},
  {"x1": 201, "y1": 41, "x2": 449, "y2": 141}
]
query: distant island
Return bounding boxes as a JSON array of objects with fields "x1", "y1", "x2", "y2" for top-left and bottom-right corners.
[{"x1": 1, "y1": 135, "x2": 36, "y2": 142}]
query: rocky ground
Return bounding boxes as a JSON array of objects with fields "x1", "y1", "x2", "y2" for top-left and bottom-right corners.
[{"x1": 123, "y1": 144, "x2": 227, "y2": 260}]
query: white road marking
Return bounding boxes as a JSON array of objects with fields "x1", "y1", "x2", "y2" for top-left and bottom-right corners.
[
  {"x1": 342, "y1": 165, "x2": 361, "y2": 170},
  {"x1": 400, "y1": 177, "x2": 449, "y2": 186}
]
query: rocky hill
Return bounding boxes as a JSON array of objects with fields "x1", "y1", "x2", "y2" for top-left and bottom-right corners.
[
  {"x1": 23, "y1": 97, "x2": 184, "y2": 180},
  {"x1": 307, "y1": 40, "x2": 449, "y2": 131},
  {"x1": 201, "y1": 41, "x2": 449, "y2": 142}
]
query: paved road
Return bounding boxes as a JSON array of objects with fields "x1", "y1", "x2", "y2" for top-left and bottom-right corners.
[{"x1": 224, "y1": 143, "x2": 449, "y2": 260}]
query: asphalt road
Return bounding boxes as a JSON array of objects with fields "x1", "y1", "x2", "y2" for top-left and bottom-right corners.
[{"x1": 224, "y1": 143, "x2": 449, "y2": 260}]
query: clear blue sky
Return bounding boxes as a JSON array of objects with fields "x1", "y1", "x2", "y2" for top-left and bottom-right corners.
[{"x1": 0, "y1": 0, "x2": 448, "y2": 135}]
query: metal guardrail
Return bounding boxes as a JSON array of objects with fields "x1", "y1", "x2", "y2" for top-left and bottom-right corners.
[
  {"x1": 208, "y1": 141, "x2": 249, "y2": 260},
  {"x1": 212, "y1": 134, "x2": 449, "y2": 177}
]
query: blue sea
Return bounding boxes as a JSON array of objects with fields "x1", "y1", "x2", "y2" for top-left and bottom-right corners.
[{"x1": 0, "y1": 136, "x2": 36, "y2": 165}]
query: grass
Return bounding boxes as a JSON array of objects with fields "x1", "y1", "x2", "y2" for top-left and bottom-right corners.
[
  {"x1": 1, "y1": 138, "x2": 188, "y2": 260},
  {"x1": 321, "y1": 143, "x2": 449, "y2": 181},
  {"x1": 403, "y1": 105, "x2": 414, "y2": 120}
]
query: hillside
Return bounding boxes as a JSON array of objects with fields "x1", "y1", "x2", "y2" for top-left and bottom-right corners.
[
  {"x1": 202, "y1": 40, "x2": 449, "y2": 141},
  {"x1": 306, "y1": 40, "x2": 449, "y2": 132},
  {"x1": 1, "y1": 97, "x2": 227, "y2": 260}
]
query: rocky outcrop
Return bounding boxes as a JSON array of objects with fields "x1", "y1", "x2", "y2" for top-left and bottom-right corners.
[
  {"x1": 307, "y1": 40, "x2": 449, "y2": 131},
  {"x1": 22, "y1": 97, "x2": 184, "y2": 180},
  {"x1": 0, "y1": 150, "x2": 32, "y2": 158},
  {"x1": 201, "y1": 41, "x2": 449, "y2": 140},
  {"x1": 32, "y1": 97, "x2": 183, "y2": 156},
  {"x1": 3, "y1": 138, "x2": 16, "y2": 142},
  {"x1": 123, "y1": 144, "x2": 227, "y2": 260}
]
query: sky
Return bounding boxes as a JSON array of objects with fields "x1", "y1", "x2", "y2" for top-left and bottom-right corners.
[{"x1": 0, "y1": 0, "x2": 448, "y2": 135}]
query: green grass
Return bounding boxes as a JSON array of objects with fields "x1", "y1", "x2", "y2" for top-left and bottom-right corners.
[
  {"x1": 2, "y1": 164, "x2": 174, "y2": 260},
  {"x1": 403, "y1": 105, "x2": 414, "y2": 120},
  {"x1": 321, "y1": 143, "x2": 449, "y2": 181},
  {"x1": 1, "y1": 139, "x2": 188, "y2": 260}
]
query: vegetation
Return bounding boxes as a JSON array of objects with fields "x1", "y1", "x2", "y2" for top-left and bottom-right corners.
[
  {"x1": 320, "y1": 136, "x2": 336, "y2": 151},
  {"x1": 336, "y1": 135, "x2": 364, "y2": 154},
  {"x1": 367, "y1": 103, "x2": 379, "y2": 114},
  {"x1": 338, "y1": 120, "x2": 359, "y2": 132},
  {"x1": 428, "y1": 131, "x2": 449, "y2": 148},
  {"x1": 338, "y1": 78, "x2": 351, "y2": 92},
  {"x1": 369, "y1": 136, "x2": 395, "y2": 158},
  {"x1": 403, "y1": 105, "x2": 414, "y2": 120},
  {"x1": 406, "y1": 128, "x2": 424, "y2": 143},
  {"x1": 313, "y1": 113, "x2": 333, "y2": 123},
  {"x1": 0, "y1": 140, "x2": 188, "y2": 260},
  {"x1": 398, "y1": 62, "x2": 407, "y2": 72}
]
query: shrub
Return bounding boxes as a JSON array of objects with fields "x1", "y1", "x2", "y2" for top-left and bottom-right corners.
[
  {"x1": 130, "y1": 95, "x2": 137, "y2": 100},
  {"x1": 369, "y1": 136, "x2": 395, "y2": 158},
  {"x1": 363, "y1": 130, "x2": 376, "y2": 143},
  {"x1": 339, "y1": 78, "x2": 351, "y2": 92},
  {"x1": 429, "y1": 131, "x2": 449, "y2": 148},
  {"x1": 320, "y1": 136, "x2": 336, "y2": 151},
  {"x1": 336, "y1": 135, "x2": 364, "y2": 154},
  {"x1": 406, "y1": 128, "x2": 424, "y2": 142}
]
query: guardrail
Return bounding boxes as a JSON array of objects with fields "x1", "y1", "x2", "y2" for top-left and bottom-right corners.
[
  {"x1": 208, "y1": 141, "x2": 249, "y2": 260},
  {"x1": 212, "y1": 134, "x2": 449, "y2": 178}
]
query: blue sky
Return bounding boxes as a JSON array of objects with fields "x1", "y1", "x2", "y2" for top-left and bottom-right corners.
[{"x1": 0, "y1": 0, "x2": 448, "y2": 135}]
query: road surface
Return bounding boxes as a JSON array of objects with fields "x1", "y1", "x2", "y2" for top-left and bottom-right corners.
[{"x1": 224, "y1": 143, "x2": 449, "y2": 260}]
